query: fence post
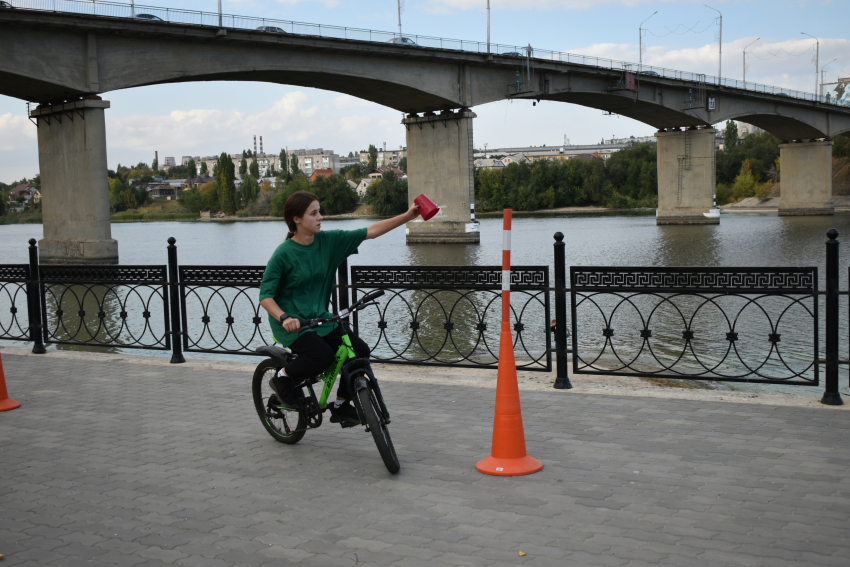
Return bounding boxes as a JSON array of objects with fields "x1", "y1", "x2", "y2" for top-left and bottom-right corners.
[
  {"x1": 553, "y1": 233, "x2": 572, "y2": 389},
  {"x1": 167, "y1": 237, "x2": 185, "y2": 364},
  {"x1": 822, "y1": 229, "x2": 842, "y2": 405},
  {"x1": 27, "y1": 239, "x2": 46, "y2": 354},
  {"x1": 337, "y1": 258, "x2": 350, "y2": 311}
]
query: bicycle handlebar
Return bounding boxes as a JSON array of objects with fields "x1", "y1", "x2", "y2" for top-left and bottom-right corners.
[{"x1": 294, "y1": 290, "x2": 386, "y2": 334}]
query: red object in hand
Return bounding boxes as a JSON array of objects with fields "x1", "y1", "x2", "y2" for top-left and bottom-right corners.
[{"x1": 414, "y1": 194, "x2": 440, "y2": 221}]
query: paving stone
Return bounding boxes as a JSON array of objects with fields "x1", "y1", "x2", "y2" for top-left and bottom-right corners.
[{"x1": 1, "y1": 352, "x2": 850, "y2": 567}]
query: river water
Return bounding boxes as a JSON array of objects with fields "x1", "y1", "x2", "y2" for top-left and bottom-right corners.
[{"x1": 2, "y1": 212, "x2": 850, "y2": 396}]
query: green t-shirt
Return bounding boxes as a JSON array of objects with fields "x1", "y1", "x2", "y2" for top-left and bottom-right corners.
[{"x1": 259, "y1": 228, "x2": 368, "y2": 347}]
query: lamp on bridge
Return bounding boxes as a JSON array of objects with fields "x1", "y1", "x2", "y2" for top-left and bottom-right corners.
[{"x1": 801, "y1": 32, "x2": 819, "y2": 96}]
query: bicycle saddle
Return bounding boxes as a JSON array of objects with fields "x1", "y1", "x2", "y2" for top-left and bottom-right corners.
[{"x1": 256, "y1": 345, "x2": 292, "y2": 365}]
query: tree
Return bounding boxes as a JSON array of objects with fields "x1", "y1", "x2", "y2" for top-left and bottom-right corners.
[
  {"x1": 240, "y1": 174, "x2": 260, "y2": 205},
  {"x1": 278, "y1": 149, "x2": 288, "y2": 177},
  {"x1": 179, "y1": 186, "x2": 204, "y2": 212},
  {"x1": 0, "y1": 189, "x2": 7, "y2": 216},
  {"x1": 268, "y1": 164, "x2": 277, "y2": 177},
  {"x1": 835, "y1": 136, "x2": 850, "y2": 158},
  {"x1": 348, "y1": 151, "x2": 354, "y2": 158},
  {"x1": 271, "y1": 175, "x2": 310, "y2": 217},
  {"x1": 398, "y1": 156, "x2": 407, "y2": 174},
  {"x1": 216, "y1": 152, "x2": 237, "y2": 214},
  {"x1": 199, "y1": 181, "x2": 220, "y2": 211},
  {"x1": 239, "y1": 158, "x2": 248, "y2": 176},
  {"x1": 723, "y1": 120, "x2": 739, "y2": 150},
  {"x1": 312, "y1": 174, "x2": 359, "y2": 215},
  {"x1": 187, "y1": 159, "x2": 197, "y2": 178},
  {"x1": 152, "y1": 157, "x2": 158, "y2": 172},
  {"x1": 364, "y1": 170, "x2": 408, "y2": 215},
  {"x1": 199, "y1": 161, "x2": 208, "y2": 175},
  {"x1": 290, "y1": 153, "x2": 300, "y2": 176},
  {"x1": 249, "y1": 157, "x2": 260, "y2": 179},
  {"x1": 367, "y1": 144, "x2": 378, "y2": 171}
]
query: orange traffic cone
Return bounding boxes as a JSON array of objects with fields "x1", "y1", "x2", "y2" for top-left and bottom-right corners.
[
  {"x1": 475, "y1": 321, "x2": 543, "y2": 476},
  {"x1": 0, "y1": 351, "x2": 21, "y2": 412},
  {"x1": 476, "y1": 209, "x2": 542, "y2": 476}
]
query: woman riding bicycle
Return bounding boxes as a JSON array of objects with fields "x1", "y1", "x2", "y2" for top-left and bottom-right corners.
[{"x1": 258, "y1": 191, "x2": 420, "y2": 424}]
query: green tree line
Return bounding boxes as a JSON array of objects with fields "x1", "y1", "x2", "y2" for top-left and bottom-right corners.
[{"x1": 475, "y1": 143, "x2": 658, "y2": 212}]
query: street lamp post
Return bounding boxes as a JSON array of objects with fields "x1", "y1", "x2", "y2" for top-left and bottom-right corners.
[
  {"x1": 397, "y1": 0, "x2": 403, "y2": 37},
  {"x1": 821, "y1": 58, "x2": 838, "y2": 98},
  {"x1": 801, "y1": 32, "x2": 819, "y2": 96},
  {"x1": 743, "y1": 37, "x2": 760, "y2": 89},
  {"x1": 704, "y1": 5, "x2": 722, "y2": 83},
  {"x1": 639, "y1": 11, "x2": 658, "y2": 74},
  {"x1": 217, "y1": 0, "x2": 222, "y2": 27},
  {"x1": 487, "y1": 0, "x2": 490, "y2": 55}
]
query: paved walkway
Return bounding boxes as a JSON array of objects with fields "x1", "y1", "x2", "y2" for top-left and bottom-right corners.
[{"x1": 1, "y1": 350, "x2": 849, "y2": 567}]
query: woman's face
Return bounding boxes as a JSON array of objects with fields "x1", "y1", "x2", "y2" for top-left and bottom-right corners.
[{"x1": 295, "y1": 200, "x2": 323, "y2": 235}]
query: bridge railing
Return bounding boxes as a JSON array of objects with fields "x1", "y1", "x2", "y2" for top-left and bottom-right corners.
[{"x1": 5, "y1": 0, "x2": 848, "y2": 108}]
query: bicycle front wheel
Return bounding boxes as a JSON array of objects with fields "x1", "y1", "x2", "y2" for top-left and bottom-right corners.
[
  {"x1": 357, "y1": 383, "x2": 400, "y2": 473},
  {"x1": 252, "y1": 359, "x2": 306, "y2": 445}
]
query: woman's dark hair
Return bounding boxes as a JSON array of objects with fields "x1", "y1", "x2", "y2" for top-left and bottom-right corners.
[{"x1": 284, "y1": 191, "x2": 320, "y2": 240}]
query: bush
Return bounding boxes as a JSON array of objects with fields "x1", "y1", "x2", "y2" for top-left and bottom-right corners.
[{"x1": 247, "y1": 190, "x2": 274, "y2": 216}]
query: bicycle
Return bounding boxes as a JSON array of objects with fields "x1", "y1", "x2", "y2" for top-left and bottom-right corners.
[{"x1": 251, "y1": 290, "x2": 400, "y2": 473}]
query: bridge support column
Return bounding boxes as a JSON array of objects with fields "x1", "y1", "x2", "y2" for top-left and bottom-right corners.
[
  {"x1": 31, "y1": 98, "x2": 118, "y2": 264},
  {"x1": 778, "y1": 140, "x2": 834, "y2": 216},
  {"x1": 403, "y1": 109, "x2": 479, "y2": 244},
  {"x1": 655, "y1": 128, "x2": 719, "y2": 225}
]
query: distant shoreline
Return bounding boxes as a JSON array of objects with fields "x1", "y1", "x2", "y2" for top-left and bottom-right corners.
[{"x1": 1, "y1": 206, "x2": 659, "y2": 226}]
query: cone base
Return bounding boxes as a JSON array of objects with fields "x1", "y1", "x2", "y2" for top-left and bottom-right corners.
[
  {"x1": 0, "y1": 397, "x2": 21, "y2": 412},
  {"x1": 476, "y1": 455, "x2": 543, "y2": 476}
]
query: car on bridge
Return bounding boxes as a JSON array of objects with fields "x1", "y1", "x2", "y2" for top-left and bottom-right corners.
[
  {"x1": 500, "y1": 52, "x2": 524, "y2": 57},
  {"x1": 256, "y1": 26, "x2": 288, "y2": 34},
  {"x1": 0, "y1": 1, "x2": 15, "y2": 8},
  {"x1": 387, "y1": 37, "x2": 417, "y2": 46},
  {"x1": 133, "y1": 14, "x2": 164, "y2": 21},
  {"x1": 639, "y1": 70, "x2": 660, "y2": 76}
]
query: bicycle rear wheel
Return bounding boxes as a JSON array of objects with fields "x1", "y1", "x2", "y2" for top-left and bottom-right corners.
[
  {"x1": 252, "y1": 359, "x2": 306, "y2": 445},
  {"x1": 357, "y1": 382, "x2": 400, "y2": 473}
]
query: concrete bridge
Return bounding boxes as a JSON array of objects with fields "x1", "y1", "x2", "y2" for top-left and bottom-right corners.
[{"x1": 3, "y1": 6, "x2": 850, "y2": 262}]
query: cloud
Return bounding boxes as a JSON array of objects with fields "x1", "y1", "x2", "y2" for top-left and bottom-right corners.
[
  {"x1": 100, "y1": 90, "x2": 403, "y2": 167},
  {"x1": 563, "y1": 37, "x2": 849, "y2": 93},
  {"x1": 0, "y1": 113, "x2": 36, "y2": 152}
]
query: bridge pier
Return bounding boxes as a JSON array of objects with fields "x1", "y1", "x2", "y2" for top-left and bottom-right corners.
[
  {"x1": 403, "y1": 109, "x2": 479, "y2": 244},
  {"x1": 31, "y1": 98, "x2": 118, "y2": 264},
  {"x1": 778, "y1": 140, "x2": 834, "y2": 216},
  {"x1": 655, "y1": 128, "x2": 719, "y2": 225}
]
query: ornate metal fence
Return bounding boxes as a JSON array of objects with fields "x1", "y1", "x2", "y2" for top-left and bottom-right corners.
[
  {"x1": 569, "y1": 267, "x2": 818, "y2": 385},
  {"x1": 0, "y1": 265, "x2": 31, "y2": 342},
  {"x1": 350, "y1": 265, "x2": 551, "y2": 371},
  {"x1": 40, "y1": 265, "x2": 171, "y2": 350},
  {"x1": 179, "y1": 266, "x2": 270, "y2": 355}
]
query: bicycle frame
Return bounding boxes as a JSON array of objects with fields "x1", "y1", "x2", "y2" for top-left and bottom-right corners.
[{"x1": 315, "y1": 332, "x2": 356, "y2": 410}]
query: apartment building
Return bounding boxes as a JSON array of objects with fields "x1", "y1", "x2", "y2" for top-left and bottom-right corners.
[
  {"x1": 359, "y1": 145, "x2": 407, "y2": 169},
  {"x1": 290, "y1": 148, "x2": 341, "y2": 176}
]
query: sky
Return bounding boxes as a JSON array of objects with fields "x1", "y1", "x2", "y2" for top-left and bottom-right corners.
[{"x1": 1, "y1": 0, "x2": 848, "y2": 183}]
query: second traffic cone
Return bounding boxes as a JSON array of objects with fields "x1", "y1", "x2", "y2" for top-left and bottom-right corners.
[
  {"x1": 476, "y1": 321, "x2": 543, "y2": 476},
  {"x1": 0, "y1": 351, "x2": 21, "y2": 412}
]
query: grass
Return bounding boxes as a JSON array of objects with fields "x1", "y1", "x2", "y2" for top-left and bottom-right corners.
[
  {"x1": 111, "y1": 201, "x2": 198, "y2": 222},
  {"x1": 111, "y1": 212, "x2": 198, "y2": 222},
  {"x1": 0, "y1": 211, "x2": 42, "y2": 224}
]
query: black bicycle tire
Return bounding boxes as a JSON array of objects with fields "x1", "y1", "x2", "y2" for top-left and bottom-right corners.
[
  {"x1": 357, "y1": 383, "x2": 400, "y2": 473},
  {"x1": 252, "y1": 359, "x2": 307, "y2": 445}
]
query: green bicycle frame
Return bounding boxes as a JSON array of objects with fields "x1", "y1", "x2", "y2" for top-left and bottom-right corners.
[{"x1": 315, "y1": 332, "x2": 356, "y2": 410}]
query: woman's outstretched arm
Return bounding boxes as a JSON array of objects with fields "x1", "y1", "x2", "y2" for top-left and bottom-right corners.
[{"x1": 365, "y1": 203, "x2": 421, "y2": 240}]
